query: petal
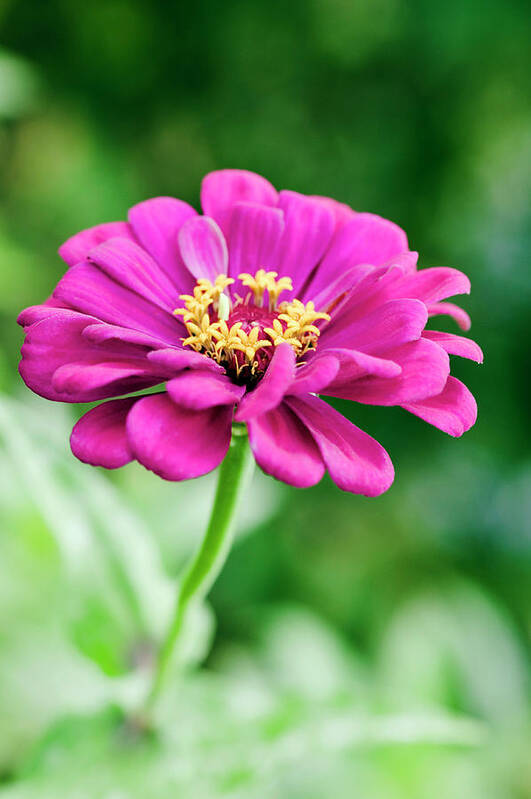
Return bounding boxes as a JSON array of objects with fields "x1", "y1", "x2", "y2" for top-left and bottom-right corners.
[
  {"x1": 402, "y1": 377, "x2": 477, "y2": 437},
  {"x1": 309, "y1": 212, "x2": 408, "y2": 298},
  {"x1": 287, "y1": 395, "x2": 394, "y2": 496},
  {"x1": 428, "y1": 302, "x2": 472, "y2": 331},
  {"x1": 422, "y1": 330, "x2": 483, "y2": 362},
  {"x1": 87, "y1": 237, "x2": 181, "y2": 310},
  {"x1": 309, "y1": 195, "x2": 356, "y2": 230},
  {"x1": 320, "y1": 298, "x2": 428, "y2": 355},
  {"x1": 274, "y1": 191, "x2": 335, "y2": 294},
  {"x1": 83, "y1": 323, "x2": 170, "y2": 349},
  {"x1": 58, "y1": 221, "x2": 135, "y2": 267},
  {"x1": 383, "y1": 251, "x2": 418, "y2": 273},
  {"x1": 20, "y1": 311, "x2": 97, "y2": 402},
  {"x1": 54, "y1": 262, "x2": 180, "y2": 343},
  {"x1": 234, "y1": 344, "x2": 296, "y2": 421},
  {"x1": 17, "y1": 299, "x2": 72, "y2": 328},
  {"x1": 320, "y1": 347, "x2": 402, "y2": 388},
  {"x1": 201, "y1": 169, "x2": 278, "y2": 236},
  {"x1": 167, "y1": 371, "x2": 244, "y2": 409},
  {"x1": 19, "y1": 311, "x2": 162, "y2": 403},
  {"x1": 331, "y1": 338, "x2": 450, "y2": 405},
  {"x1": 52, "y1": 361, "x2": 160, "y2": 397},
  {"x1": 126, "y1": 393, "x2": 232, "y2": 480},
  {"x1": 306, "y1": 264, "x2": 375, "y2": 315},
  {"x1": 70, "y1": 397, "x2": 138, "y2": 468},
  {"x1": 287, "y1": 355, "x2": 339, "y2": 395},
  {"x1": 147, "y1": 347, "x2": 225, "y2": 373},
  {"x1": 389, "y1": 266, "x2": 470, "y2": 304},
  {"x1": 228, "y1": 203, "x2": 285, "y2": 282},
  {"x1": 247, "y1": 403, "x2": 325, "y2": 488},
  {"x1": 128, "y1": 197, "x2": 197, "y2": 291},
  {"x1": 178, "y1": 216, "x2": 228, "y2": 282}
]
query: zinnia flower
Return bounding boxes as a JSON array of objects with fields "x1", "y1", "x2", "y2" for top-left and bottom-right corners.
[{"x1": 18, "y1": 169, "x2": 481, "y2": 495}]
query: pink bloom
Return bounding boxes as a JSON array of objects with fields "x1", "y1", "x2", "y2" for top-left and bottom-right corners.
[{"x1": 18, "y1": 170, "x2": 481, "y2": 495}]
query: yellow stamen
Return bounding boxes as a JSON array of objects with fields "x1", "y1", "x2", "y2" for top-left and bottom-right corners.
[{"x1": 174, "y1": 271, "x2": 330, "y2": 375}]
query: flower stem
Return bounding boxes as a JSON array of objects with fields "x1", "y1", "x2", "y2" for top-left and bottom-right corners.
[{"x1": 144, "y1": 425, "x2": 253, "y2": 712}]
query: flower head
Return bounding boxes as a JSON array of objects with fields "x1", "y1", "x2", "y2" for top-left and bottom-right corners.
[{"x1": 18, "y1": 170, "x2": 482, "y2": 495}]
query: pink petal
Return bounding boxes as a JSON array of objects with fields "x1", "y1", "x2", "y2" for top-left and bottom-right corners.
[
  {"x1": 19, "y1": 311, "x2": 160, "y2": 402},
  {"x1": 201, "y1": 169, "x2": 278, "y2": 236},
  {"x1": 178, "y1": 216, "x2": 228, "y2": 282},
  {"x1": 247, "y1": 402, "x2": 325, "y2": 488},
  {"x1": 228, "y1": 203, "x2": 285, "y2": 285},
  {"x1": 332, "y1": 338, "x2": 449, "y2": 405},
  {"x1": 320, "y1": 298, "x2": 428, "y2": 355},
  {"x1": 287, "y1": 395, "x2": 394, "y2": 496},
  {"x1": 59, "y1": 222, "x2": 135, "y2": 267},
  {"x1": 87, "y1": 237, "x2": 181, "y2": 310},
  {"x1": 309, "y1": 212, "x2": 408, "y2": 298},
  {"x1": 402, "y1": 377, "x2": 477, "y2": 437},
  {"x1": 167, "y1": 371, "x2": 244, "y2": 409},
  {"x1": 128, "y1": 197, "x2": 197, "y2": 291},
  {"x1": 309, "y1": 195, "x2": 356, "y2": 230},
  {"x1": 287, "y1": 355, "x2": 339, "y2": 395},
  {"x1": 382, "y1": 251, "x2": 419, "y2": 273},
  {"x1": 274, "y1": 191, "x2": 335, "y2": 294},
  {"x1": 18, "y1": 299, "x2": 73, "y2": 328},
  {"x1": 147, "y1": 348, "x2": 225, "y2": 373},
  {"x1": 422, "y1": 330, "x2": 483, "y2": 362},
  {"x1": 52, "y1": 361, "x2": 160, "y2": 397},
  {"x1": 320, "y1": 347, "x2": 402, "y2": 388},
  {"x1": 20, "y1": 311, "x2": 97, "y2": 402},
  {"x1": 390, "y1": 266, "x2": 470, "y2": 304},
  {"x1": 70, "y1": 397, "x2": 138, "y2": 468},
  {"x1": 428, "y1": 301, "x2": 472, "y2": 331},
  {"x1": 234, "y1": 344, "x2": 296, "y2": 421},
  {"x1": 82, "y1": 323, "x2": 170, "y2": 349},
  {"x1": 307, "y1": 264, "x2": 375, "y2": 315},
  {"x1": 54, "y1": 263, "x2": 180, "y2": 344},
  {"x1": 126, "y1": 393, "x2": 232, "y2": 481}
]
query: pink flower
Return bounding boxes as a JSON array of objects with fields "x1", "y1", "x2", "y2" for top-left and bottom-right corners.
[{"x1": 18, "y1": 170, "x2": 481, "y2": 495}]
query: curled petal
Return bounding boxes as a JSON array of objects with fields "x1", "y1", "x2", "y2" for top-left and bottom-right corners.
[
  {"x1": 147, "y1": 347, "x2": 225, "y2": 373},
  {"x1": 320, "y1": 298, "x2": 427, "y2": 354},
  {"x1": 331, "y1": 338, "x2": 449, "y2": 405},
  {"x1": 423, "y1": 330, "x2": 483, "y2": 362},
  {"x1": 287, "y1": 395, "x2": 394, "y2": 496},
  {"x1": 428, "y1": 301, "x2": 472, "y2": 331},
  {"x1": 402, "y1": 376, "x2": 477, "y2": 437},
  {"x1": 321, "y1": 347, "x2": 402, "y2": 389},
  {"x1": 392, "y1": 266, "x2": 470, "y2": 304},
  {"x1": 167, "y1": 371, "x2": 245, "y2": 409},
  {"x1": 70, "y1": 397, "x2": 138, "y2": 468},
  {"x1": 51, "y1": 361, "x2": 159, "y2": 397},
  {"x1": 288, "y1": 355, "x2": 339, "y2": 395},
  {"x1": 126, "y1": 393, "x2": 232, "y2": 480},
  {"x1": 247, "y1": 402, "x2": 325, "y2": 488}
]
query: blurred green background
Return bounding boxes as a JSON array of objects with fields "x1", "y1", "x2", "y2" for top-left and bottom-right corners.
[{"x1": 0, "y1": 0, "x2": 530, "y2": 796}]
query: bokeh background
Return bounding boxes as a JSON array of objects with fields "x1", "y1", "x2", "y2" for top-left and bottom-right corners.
[{"x1": 0, "y1": 1, "x2": 530, "y2": 796}]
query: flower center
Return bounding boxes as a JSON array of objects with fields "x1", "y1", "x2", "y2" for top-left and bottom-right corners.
[{"x1": 174, "y1": 269, "x2": 330, "y2": 385}]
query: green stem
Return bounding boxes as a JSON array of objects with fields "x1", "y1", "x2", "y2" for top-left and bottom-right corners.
[{"x1": 145, "y1": 425, "x2": 253, "y2": 711}]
